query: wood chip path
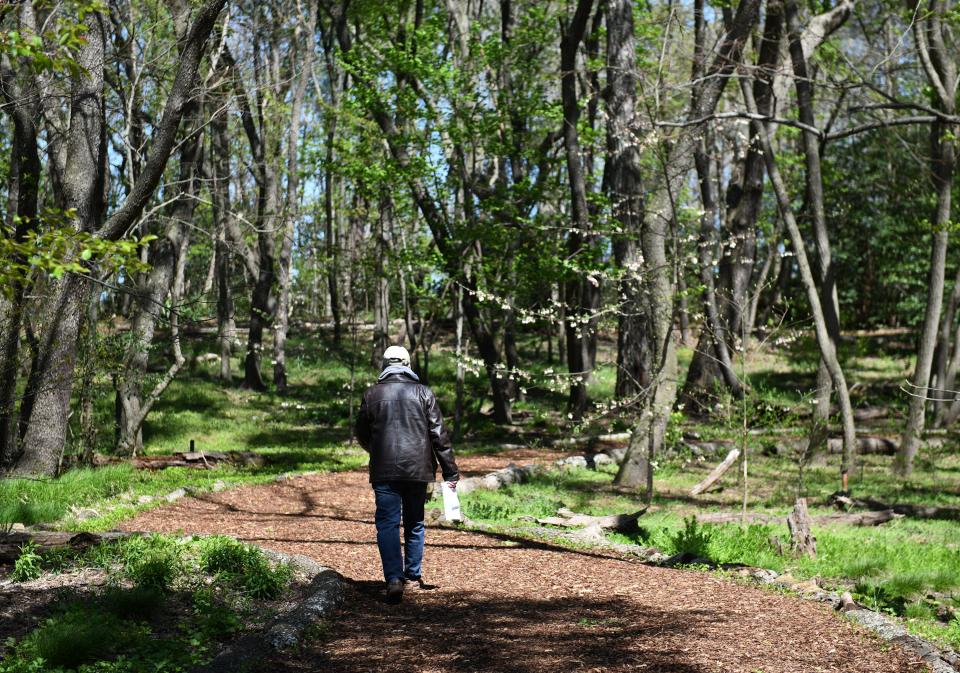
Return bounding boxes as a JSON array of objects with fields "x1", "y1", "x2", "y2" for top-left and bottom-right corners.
[{"x1": 122, "y1": 449, "x2": 925, "y2": 673}]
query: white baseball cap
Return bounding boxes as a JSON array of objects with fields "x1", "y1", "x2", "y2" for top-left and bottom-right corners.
[{"x1": 382, "y1": 345, "x2": 411, "y2": 368}]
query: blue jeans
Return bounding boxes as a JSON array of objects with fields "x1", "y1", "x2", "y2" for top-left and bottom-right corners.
[{"x1": 372, "y1": 481, "x2": 428, "y2": 583}]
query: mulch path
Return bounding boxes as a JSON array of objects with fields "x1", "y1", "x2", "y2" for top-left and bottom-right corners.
[{"x1": 121, "y1": 450, "x2": 926, "y2": 673}]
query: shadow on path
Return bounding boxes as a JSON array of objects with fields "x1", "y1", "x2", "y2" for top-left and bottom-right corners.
[{"x1": 272, "y1": 588, "x2": 711, "y2": 673}]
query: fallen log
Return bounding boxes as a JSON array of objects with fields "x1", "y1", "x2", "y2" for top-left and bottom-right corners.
[
  {"x1": 89, "y1": 450, "x2": 266, "y2": 470},
  {"x1": 0, "y1": 530, "x2": 133, "y2": 563},
  {"x1": 770, "y1": 435, "x2": 945, "y2": 457},
  {"x1": 828, "y1": 493, "x2": 960, "y2": 521},
  {"x1": 681, "y1": 440, "x2": 735, "y2": 457},
  {"x1": 815, "y1": 509, "x2": 902, "y2": 526},
  {"x1": 695, "y1": 512, "x2": 781, "y2": 525},
  {"x1": 790, "y1": 405, "x2": 892, "y2": 421},
  {"x1": 536, "y1": 507, "x2": 646, "y2": 533},
  {"x1": 463, "y1": 432, "x2": 632, "y2": 453},
  {"x1": 695, "y1": 509, "x2": 901, "y2": 527},
  {"x1": 826, "y1": 437, "x2": 898, "y2": 455},
  {"x1": 451, "y1": 463, "x2": 543, "y2": 496},
  {"x1": 690, "y1": 448, "x2": 740, "y2": 496},
  {"x1": 767, "y1": 436, "x2": 896, "y2": 457}
]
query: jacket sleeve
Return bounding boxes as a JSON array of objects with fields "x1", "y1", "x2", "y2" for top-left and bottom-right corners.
[
  {"x1": 424, "y1": 388, "x2": 459, "y2": 481},
  {"x1": 355, "y1": 392, "x2": 372, "y2": 452}
]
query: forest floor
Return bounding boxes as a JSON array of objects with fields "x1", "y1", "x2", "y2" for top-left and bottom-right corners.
[
  {"x1": 119, "y1": 450, "x2": 925, "y2": 673},
  {"x1": 3, "y1": 330, "x2": 959, "y2": 666}
]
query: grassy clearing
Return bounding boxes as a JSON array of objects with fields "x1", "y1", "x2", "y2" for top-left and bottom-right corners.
[
  {"x1": 1, "y1": 335, "x2": 370, "y2": 531},
  {"x1": 451, "y1": 455, "x2": 960, "y2": 650},
  {"x1": 1, "y1": 534, "x2": 294, "y2": 673}
]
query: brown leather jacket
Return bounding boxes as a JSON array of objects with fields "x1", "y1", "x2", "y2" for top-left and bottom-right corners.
[{"x1": 355, "y1": 369, "x2": 459, "y2": 483}]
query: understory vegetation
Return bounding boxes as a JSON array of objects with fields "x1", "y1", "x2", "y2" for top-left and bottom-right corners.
[
  {"x1": 4, "y1": 1, "x2": 960, "y2": 669},
  {"x1": 1, "y1": 534, "x2": 293, "y2": 673},
  {"x1": 3, "y1": 330, "x2": 958, "y2": 651},
  {"x1": 451, "y1": 455, "x2": 960, "y2": 649}
]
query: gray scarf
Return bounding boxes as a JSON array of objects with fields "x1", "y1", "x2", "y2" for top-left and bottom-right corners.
[{"x1": 378, "y1": 364, "x2": 420, "y2": 382}]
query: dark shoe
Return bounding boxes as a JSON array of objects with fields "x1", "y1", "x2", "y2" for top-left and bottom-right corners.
[
  {"x1": 404, "y1": 575, "x2": 437, "y2": 590},
  {"x1": 385, "y1": 579, "x2": 404, "y2": 604}
]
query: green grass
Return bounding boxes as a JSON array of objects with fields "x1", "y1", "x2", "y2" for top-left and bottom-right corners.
[
  {"x1": 1, "y1": 534, "x2": 294, "y2": 673},
  {"x1": 454, "y1": 459, "x2": 960, "y2": 651},
  {"x1": 0, "y1": 335, "x2": 372, "y2": 531},
  {"x1": 9, "y1": 607, "x2": 143, "y2": 671}
]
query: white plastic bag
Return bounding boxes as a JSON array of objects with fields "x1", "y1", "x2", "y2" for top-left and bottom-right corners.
[{"x1": 441, "y1": 481, "x2": 462, "y2": 522}]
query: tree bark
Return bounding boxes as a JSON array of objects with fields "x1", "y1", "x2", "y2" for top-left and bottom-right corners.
[
  {"x1": 371, "y1": 193, "x2": 392, "y2": 368},
  {"x1": 274, "y1": 0, "x2": 318, "y2": 393},
  {"x1": 321, "y1": 29, "x2": 343, "y2": 346},
  {"x1": 560, "y1": 0, "x2": 597, "y2": 421},
  {"x1": 740, "y1": 75, "x2": 858, "y2": 487},
  {"x1": 784, "y1": 0, "x2": 846, "y2": 467},
  {"x1": 117, "y1": 83, "x2": 204, "y2": 454},
  {"x1": 211, "y1": 94, "x2": 235, "y2": 383},
  {"x1": 932, "y1": 264, "x2": 960, "y2": 424},
  {"x1": 13, "y1": 0, "x2": 228, "y2": 476},
  {"x1": 681, "y1": 0, "x2": 782, "y2": 411},
  {"x1": 616, "y1": 0, "x2": 762, "y2": 492},
  {"x1": 0, "y1": 30, "x2": 42, "y2": 466},
  {"x1": 604, "y1": 0, "x2": 647, "y2": 402},
  {"x1": 224, "y1": 38, "x2": 281, "y2": 392},
  {"x1": 13, "y1": 12, "x2": 107, "y2": 476},
  {"x1": 896, "y1": 1, "x2": 957, "y2": 476}
]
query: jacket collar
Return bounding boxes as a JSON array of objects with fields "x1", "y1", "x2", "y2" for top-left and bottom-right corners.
[{"x1": 377, "y1": 364, "x2": 420, "y2": 383}]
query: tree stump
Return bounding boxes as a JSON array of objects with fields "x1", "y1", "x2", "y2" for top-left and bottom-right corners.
[{"x1": 787, "y1": 497, "x2": 817, "y2": 558}]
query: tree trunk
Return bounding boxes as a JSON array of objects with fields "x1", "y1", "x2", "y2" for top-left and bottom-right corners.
[
  {"x1": 371, "y1": 193, "x2": 391, "y2": 368},
  {"x1": 503, "y1": 307, "x2": 522, "y2": 401},
  {"x1": 117, "y1": 89, "x2": 203, "y2": 454},
  {"x1": 616, "y1": 0, "x2": 762, "y2": 491},
  {"x1": 453, "y1": 284, "x2": 465, "y2": 441},
  {"x1": 896, "y1": 2, "x2": 956, "y2": 475},
  {"x1": 321, "y1": 24, "x2": 344, "y2": 347},
  {"x1": 0, "y1": 36, "x2": 42, "y2": 466},
  {"x1": 14, "y1": 13, "x2": 106, "y2": 476},
  {"x1": 932, "y1": 264, "x2": 960, "y2": 423},
  {"x1": 560, "y1": 0, "x2": 596, "y2": 422},
  {"x1": 681, "y1": 0, "x2": 782, "y2": 410},
  {"x1": 211, "y1": 97, "x2": 235, "y2": 383},
  {"x1": 77, "y1": 292, "x2": 100, "y2": 463},
  {"x1": 13, "y1": 0, "x2": 228, "y2": 475},
  {"x1": 899, "y1": 125, "x2": 954, "y2": 473},
  {"x1": 604, "y1": 0, "x2": 647, "y2": 402},
  {"x1": 689, "y1": 130, "x2": 743, "y2": 411},
  {"x1": 677, "y1": 271, "x2": 690, "y2": 346},
  {"x1": 745, "y1": 212, "x2": 785, "y2": 339},
  {"x1": 740, "y1": 76, "x2": 858, "y2": 487},
  {"x1": 15, "y1": 276, "x2": 92, "y2": 475},
  {"x1": 784, "y1": 0, "x2": 846, "y2": 467},
  {"x1": 274, "y1": 0, "x2": 318, "y2": 393}
]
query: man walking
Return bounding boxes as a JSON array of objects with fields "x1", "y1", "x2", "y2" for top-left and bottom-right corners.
[{"x1": 355, "y1": 345, "x2": 460, "y2": 604}]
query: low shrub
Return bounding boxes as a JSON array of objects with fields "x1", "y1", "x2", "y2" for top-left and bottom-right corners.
[
  {"x1": 242, "y1": 557, "x2": 292, "y2": 599},
  {"x1": 669, "y1": 517, "x2": 714, "y2": 559},
  {"x1": 198, "y1": 535, "x2": 291, "y2": 599},
  {"x1": 11, "y1": 543, "x2": 43, "y2": 582},
  {"x1": 198, "y1": 536, "x2": 258, "y2": 576},
  {"x1": 126, "y1": 549, "x2": 179, "y2": 591},
  {"x1": 192, "y1": 586, "x2": 241, "y2": 636}
]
